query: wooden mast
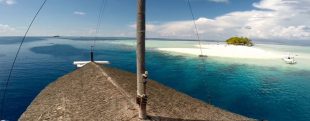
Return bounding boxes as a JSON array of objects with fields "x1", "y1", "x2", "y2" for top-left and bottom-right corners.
[{"x1": 136, "y1": 0, "x2": 148, "y2": 120}]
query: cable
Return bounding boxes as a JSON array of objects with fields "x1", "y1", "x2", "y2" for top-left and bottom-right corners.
[
  {"x1": 186, "y1": 1, "x2": 245, "y2": 44},
  {"x1": 187, "y1": 0, "x2": 204, "y2": 56},
  {"x1": 0, "y1": 0, "x2": 48, "y2": 119},
  {"x1": 186, "y1": 0, "x2": 211, "y2": 103},
  {"x1": 92, "y1": 0, "x2": 107, "y2": 50}
]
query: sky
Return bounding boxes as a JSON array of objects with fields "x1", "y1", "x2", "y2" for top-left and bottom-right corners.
[{"x1": 0, "y1": 0, "x2": 310, "y2": 42}]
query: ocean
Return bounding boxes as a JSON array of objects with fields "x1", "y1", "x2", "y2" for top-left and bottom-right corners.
[{"x1": 0, "y1": 37, "x2": 310, "y2": 121}]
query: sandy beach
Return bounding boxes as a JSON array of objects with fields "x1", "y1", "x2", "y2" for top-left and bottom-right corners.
[{"x1": 157, "y1": 44, "x2": 283, "y2": 59}]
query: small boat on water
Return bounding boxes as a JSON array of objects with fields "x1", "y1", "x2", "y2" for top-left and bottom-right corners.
[
  {"x1": 282, "y1": 53, "x2": 297, "y2": 64},
  {"x1": 199, "y1": 54, "x2": 208, "y2": 57}
]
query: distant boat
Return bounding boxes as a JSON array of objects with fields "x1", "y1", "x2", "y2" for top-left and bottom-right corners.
[
  {"x1": 282, "y1": 53, "x2": 297, "y2": 64},
  {"x1": 53, "y1": 35, "x2": 60, "y2": 38},
  {"x1": 199, "y1": 55, "x2": 208, "y2": 57}
]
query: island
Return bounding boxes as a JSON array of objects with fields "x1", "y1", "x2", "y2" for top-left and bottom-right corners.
[{"x1": 226, "y1": 37, "x2": 254, "y2": 46}]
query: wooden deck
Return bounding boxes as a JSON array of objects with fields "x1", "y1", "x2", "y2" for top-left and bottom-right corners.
[{"x1": 19, "y1": 62, "x2": 254, "y2": 121}]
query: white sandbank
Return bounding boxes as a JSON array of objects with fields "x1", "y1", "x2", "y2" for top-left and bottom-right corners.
[{"x1": 157, "y1": 44, "x2": 284, "y2": 59}]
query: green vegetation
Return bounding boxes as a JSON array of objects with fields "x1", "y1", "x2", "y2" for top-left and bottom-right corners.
[{"x1": 226, "y1": 37, "x2": 254, "y2": 46}]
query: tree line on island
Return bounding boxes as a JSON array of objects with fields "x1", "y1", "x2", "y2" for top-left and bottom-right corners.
[{"x1": 226, "y1": 37, "x2": 254, "y2": 46}]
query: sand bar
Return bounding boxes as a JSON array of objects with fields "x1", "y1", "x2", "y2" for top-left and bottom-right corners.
[{"x1": 158, "y1": 44, "x2": 283, "y2": 59}]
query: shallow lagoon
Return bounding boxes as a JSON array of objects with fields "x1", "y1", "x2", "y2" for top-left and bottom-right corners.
[{"x1": 0, "y1": 37, "x2": 310, "y2": 121}]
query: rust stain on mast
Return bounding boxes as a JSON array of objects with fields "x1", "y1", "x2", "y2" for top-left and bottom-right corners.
[{"x1": 19, "y1": 63, "x2": 255, "y2": 121}]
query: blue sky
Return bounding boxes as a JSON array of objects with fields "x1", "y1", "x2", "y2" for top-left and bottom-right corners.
[{"x1": 1, "y1": 0, "x2": 310, "y2": 41}]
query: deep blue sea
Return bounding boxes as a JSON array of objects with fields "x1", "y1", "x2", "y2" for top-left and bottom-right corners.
[{"x1": 0, "y1": 37, "x2": 310, "y2": 121}]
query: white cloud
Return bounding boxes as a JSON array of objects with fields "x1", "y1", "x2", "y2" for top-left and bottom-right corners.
[
  {"x1": 140, "y1": 0, "x2": 310, "y2": 41},
  {"x1": 0, "y1": 24, "x2": 15, "y2": 33},
  {"x1": 0, "y1": 0, "x2": 16, "y2": 5},
  {"x1": 73, "y1": 11, "x2": 86, "y2": 16}
]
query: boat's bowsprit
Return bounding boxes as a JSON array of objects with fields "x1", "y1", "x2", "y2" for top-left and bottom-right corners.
[
  {"x1": 73, "y1": 47, "x2": 109, "y2": 68},
  {"x1": 73, "y1": 61, "x2": 109, "y2": 68}
]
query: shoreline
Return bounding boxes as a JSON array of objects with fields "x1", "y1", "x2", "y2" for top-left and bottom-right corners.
[{"x1": 157, "y1": 44, "x2": 284, "y2": 59}]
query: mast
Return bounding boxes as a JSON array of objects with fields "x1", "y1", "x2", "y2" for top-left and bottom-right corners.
[{"x1": 136, "y1": 0, "x2": 148, "y2": 120}]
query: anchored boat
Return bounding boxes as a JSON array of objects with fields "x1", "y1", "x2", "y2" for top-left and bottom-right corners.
[{"x1": 282, "y1": 53, "x2": 297, "y2": 64}]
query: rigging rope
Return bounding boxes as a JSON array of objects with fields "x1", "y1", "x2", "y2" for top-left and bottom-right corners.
[
  {"x1": 187, "y1": 0, "x2": 204, "y2": 56},
  {"x1": 186, "y1": 0, "x2": 212, "y2": 103},
  {"x1": 0, "y1": 0, "x2": 48, "y2": 119},
  {"x1": 92, "y1": 0, "x2": 107, "y2": 50}
]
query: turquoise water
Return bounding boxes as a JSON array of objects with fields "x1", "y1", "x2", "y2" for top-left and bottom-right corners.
[{"x1": 0, "y1": 37, "x2": 310, "y2": 121}]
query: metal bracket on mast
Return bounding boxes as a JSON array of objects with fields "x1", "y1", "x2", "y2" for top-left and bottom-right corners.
[
  {"x1": 136, "y1": 71, "x2": 148, "y2": 105},
  {"x1": 142, "y1": 71, "x2": 148, "y2": 84}
]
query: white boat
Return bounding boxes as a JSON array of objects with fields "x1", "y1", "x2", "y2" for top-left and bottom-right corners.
[{"x1": 282, "y1": 54, "x2": 297, "y2": 64}]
